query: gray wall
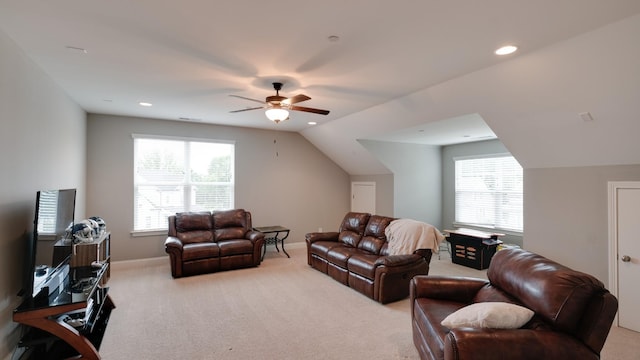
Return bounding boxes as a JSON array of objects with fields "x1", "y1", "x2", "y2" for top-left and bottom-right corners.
[
  {"x1": 0, "y1": 31, "x2": 86, "y2": 360},
  {"x1": 525, "y1": 164, "x2": 640, "y2": 286},
  {"x1": 87, "y1": 114, "x2": 350, "y2": 261},
  {"x1": 441, "y1": 139, "x2": 523, "y2": 247},
  {"x1": 360, "y1": 140, "x2": 441, "y2": 227}
]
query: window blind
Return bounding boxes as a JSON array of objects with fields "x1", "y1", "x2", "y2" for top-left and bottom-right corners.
[{"x1": 454, "y1": 155, "x2": 523, "y2": 232}]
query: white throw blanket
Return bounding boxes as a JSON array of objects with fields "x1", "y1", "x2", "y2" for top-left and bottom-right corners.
[{"x1": 385, "y1": 219, "x2": 445, "y2": 255}]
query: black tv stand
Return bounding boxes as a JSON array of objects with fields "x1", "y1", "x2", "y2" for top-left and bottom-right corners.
[{"x1": 14, "y1": 256, "x2": 114, "y2": 359}]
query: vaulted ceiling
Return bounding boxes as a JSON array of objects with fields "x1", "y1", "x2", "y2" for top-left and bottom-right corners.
[{"x1": 2, "y1": 0, "x2": 640, "y2": 174}]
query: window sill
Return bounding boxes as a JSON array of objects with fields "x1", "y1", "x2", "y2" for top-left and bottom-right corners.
[
  {"x1": 452, "y1": 222, "x2": 523, "y2": 237},
  {"x1": 130, "y1": 230, "x2": 167, "y2": 237}
]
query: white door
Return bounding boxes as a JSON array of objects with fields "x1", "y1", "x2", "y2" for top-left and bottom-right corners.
[
  {"x1": 609, "y1": 182, "x2": 640, "y2": 332},
  {"x1": 351, "y1": 182, "x2": 376, "y2": 214}
]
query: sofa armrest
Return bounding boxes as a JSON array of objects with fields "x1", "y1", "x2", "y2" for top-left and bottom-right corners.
[
  {"x1": 410, "y1": 275, "x2": 489, "y2": 303},
  {"x1": 164, "y1": 236, "x2": 184, "y2": 278},
  {"x1": 246, "y1": 229, "x2": 265, "y2": 243},
  {"x1": 305, "y1": 231, "x2": 339, "y2": 244},
  {"x1": 375, "y1": 254, "x2": 423, "y2": 267},
  {"x1": 165, "y1": 236, "x2": 184, "y2": 251},
  {"x1": 413, "y1": 248, "x2": 433, "y2": 263},
  {"x1": 445, "y1": 328, "x2": 599, "y2": 360}
]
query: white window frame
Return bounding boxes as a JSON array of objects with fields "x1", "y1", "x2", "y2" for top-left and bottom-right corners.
[
  {"x1": 132, "y1": 134, "x2": 235, "y2": 235},
  {"x1": 453, "y1": 153, "x2": 523, "y2": 234}
]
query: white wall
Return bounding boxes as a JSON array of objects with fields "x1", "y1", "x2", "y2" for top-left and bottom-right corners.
[
  {"x1": 87, "y1": 114, "x2": 350, "y2": 261},
  {"x1": 0, "y1": 30, "x2": 86, "y2": 360}
]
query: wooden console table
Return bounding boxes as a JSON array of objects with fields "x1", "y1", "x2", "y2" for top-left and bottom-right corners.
[{"x1": 253, "y1": 226, "x2": 290, "y2": 260}]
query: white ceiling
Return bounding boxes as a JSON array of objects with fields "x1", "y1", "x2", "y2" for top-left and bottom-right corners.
[
  {"x1": 363, "y1": 113, "x2": 496, "y2": 146},
  {"x1": 2, "y1": 0, "x2": 640, "y2": 173}
]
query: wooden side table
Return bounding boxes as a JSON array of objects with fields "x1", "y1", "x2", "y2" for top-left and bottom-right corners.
[{"x1": 253, "y1": 226, "x2": 290, "y2": 260}]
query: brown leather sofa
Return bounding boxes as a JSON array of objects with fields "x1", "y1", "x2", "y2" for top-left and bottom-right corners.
[
  {"x1": 164, "y1": 209, "x2": 265, "y2": 278},
  {"x1": 410, "y1": 248, "x2": 618, "y2": 360},
  {"x1": 306, "y1": 212, "x2": 432, "y2": 304}
]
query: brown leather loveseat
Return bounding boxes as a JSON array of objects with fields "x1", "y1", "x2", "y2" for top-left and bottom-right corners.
[
  {"x1": 164, "y1": 209, "x2": 265, "y2": 278},
  {"x1": 410, "y1": 247, "x2": 618, "y2": 360},
  {"x1": 306, "y1": 212, "x2": 433, "y2": 304}
]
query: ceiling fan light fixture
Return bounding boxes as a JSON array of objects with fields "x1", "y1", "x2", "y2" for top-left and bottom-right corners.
[{"x1": 265, "y1": 108, "x2": 289, "y2": 123}]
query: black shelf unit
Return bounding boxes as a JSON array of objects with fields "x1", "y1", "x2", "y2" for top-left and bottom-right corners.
[{"x1": 14, "y1": 261, "x2": 115, "y2": 360}]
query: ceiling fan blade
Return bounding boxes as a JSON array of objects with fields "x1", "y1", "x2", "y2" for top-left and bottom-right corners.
[
  {"x1": 283, "y1": 94, "x2": 311, "y2": 105},
  {"x1": 229, "y1": 94, "x2": 265, "y2": 104},
  {"x1": 230, "y1": 106, "x2": 264, "y2": 113},
  {"x1": 290, "y1": 105, "x2": 330, "y2": 115}
]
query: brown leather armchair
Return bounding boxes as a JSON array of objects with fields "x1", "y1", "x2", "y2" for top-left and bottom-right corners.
[
  {"x1": 410, "y1": 248, "x2": 618, "y2": 360},
  {"x1": 165, "y1": 209, "x2": 265, "y2": 278}
]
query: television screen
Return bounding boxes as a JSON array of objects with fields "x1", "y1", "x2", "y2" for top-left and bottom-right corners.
[{"x1": 26, "y1": 189, "x2": 76, "y2": 300}]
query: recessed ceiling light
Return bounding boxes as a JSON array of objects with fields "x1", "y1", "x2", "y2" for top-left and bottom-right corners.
[
  {"x1": 308, "y1": 121, "x2": 317, "y2": 125},
  {"x1": 495, "y1": 45, "x2": 518, "y2": 55},
  {"x1": 139, "y1": 102, "x2": 153, "y2": 107}
]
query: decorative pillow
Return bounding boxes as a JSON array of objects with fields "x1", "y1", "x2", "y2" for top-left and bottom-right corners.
[{"x1": 441, "y1": 302, "x2": 534, "y2": 329}]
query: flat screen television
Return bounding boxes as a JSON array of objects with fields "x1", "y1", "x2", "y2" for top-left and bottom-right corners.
[{"x1": 21, "y1": 189, "x2": 76, "y2": 304}]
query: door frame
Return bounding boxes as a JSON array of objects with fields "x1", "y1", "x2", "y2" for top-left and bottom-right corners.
[{"x1": 607, "y1": 181, "x2": 640, "y2": 326}]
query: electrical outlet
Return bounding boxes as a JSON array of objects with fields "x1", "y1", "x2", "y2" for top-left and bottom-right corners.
[{"x1": 318, "y1": 227, "x2": 323, "y2": 232}]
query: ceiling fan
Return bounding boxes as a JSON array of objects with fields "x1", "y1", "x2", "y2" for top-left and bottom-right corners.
[{"x1": 229, "y1": 82, "x2": 330, "y2": 123}]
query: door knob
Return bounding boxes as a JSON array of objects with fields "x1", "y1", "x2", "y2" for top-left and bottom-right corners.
[{"x1": 621, "y1": 255, "x2": 631, "y2": 262}]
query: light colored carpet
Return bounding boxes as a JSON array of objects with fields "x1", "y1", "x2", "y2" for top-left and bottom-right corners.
[{"x1": 99, "y1": 244, "x2": 638, "y2": 360}]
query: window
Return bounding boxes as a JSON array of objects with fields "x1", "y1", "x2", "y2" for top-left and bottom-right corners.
[
  {"x1": 133, "y1": 135, "x2": 234, "y2": 232},
  {"x1": 454, "y1": 155, "x2": 523, "y2": 233}
]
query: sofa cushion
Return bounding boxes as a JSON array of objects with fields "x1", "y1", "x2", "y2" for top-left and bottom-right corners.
[
  {"x1": 379, "y1": 243, "x2": 390, "y2": 256},
  {"x1": 326, "y1": 246, "x2": 360, "y2": 268},
  {"x1": 176, "y1": 211, "x2": 212, "y2": 231},
  {"x1": 488, "y1": 248, "x2": 607, "y2": 334},
  {"x1": 441, "y1": 302, "x2": 534, "y2": 329},
  {"x1": 357, "y1": 215, "x2": 394, "y2": 255},
  {"x1": 182, "y1": 242, "x2": 220, "y2": 261},
  {"x1": 213, "y1": 209, "x2": 248, "y2": 241},
  {"x1": 216, "y1": 227, "x2": 246, "y2": 241},
  {"x1": 347, "y1": 253, "x2": 381, "y2": 279},
  {"x1": 338, "y1": 212, "x2": 370, "y2": 247},
  {"x1": 473, "y1": 284, "x2": 519, "y2": 303},
  {"x1": 309, "y1": 241, "x2": 341, "y2": 258},
  {"x1": 218, "y1": 239, "x2": 255, "y2": 256},
  {"x1": 175, "y1": 212, "x2": 214, "y2": 244}
]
